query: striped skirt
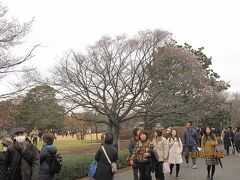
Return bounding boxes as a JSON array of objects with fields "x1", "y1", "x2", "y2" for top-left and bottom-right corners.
[{"x1": 205, "y1": 157, "x2": 219, "y2": 165}]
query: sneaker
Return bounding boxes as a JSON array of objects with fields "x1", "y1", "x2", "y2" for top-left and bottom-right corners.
[
  {"x1": 193, "y1": 164, "x2": 197, "y2": 169},
  {"x1": 176, "y1": 176, "x2": 180, "y2": 179}
]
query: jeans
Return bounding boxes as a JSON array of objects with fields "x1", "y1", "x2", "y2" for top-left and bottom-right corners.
[{"x1": 185, "y1": 146, "x2": 197, "y2": 165}]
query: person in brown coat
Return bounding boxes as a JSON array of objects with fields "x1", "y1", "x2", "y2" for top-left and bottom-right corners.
[
  {"x1": 201, "y1": 127, "x2": 218, "y2": 180},
  {"x1": 3, "y1": 127, "x2": 40, "y2": 180}
]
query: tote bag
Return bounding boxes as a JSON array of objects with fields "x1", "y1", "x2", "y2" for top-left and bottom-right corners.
[
  {"x1": 163, "y1": 162, "x2": 170, "y2": 174},
  {"x1": 88, "y1": 160, "x2": 97, "y2": 178}
]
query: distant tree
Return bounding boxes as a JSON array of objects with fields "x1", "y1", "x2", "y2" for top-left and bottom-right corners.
[
  {"x1": 180, "y1": 43, "x2": 229, "y2": 90},
  {"x1": 227, "y1": 92, "x2": 240, "y2": 127},
  {"x1": 64, "y1": 115, "x2": 89, "y2": 133},
  {"x1": 0, "y1": 99, "x2": 18, "y2": 138},
  {"x1": 0, "y1": 3, "x2": 37, "y2": 99},
  {"x1": 52, "y1": 30, "x2": 171, "y2": 142},
  {"x1": 14, "y1": 85, "x2": 65, "y2": 130},
  {"x1": 144, "y1": 42, "x2": 228, "y2": 129}
]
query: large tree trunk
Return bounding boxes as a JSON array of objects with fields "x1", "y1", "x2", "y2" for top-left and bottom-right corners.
[{"x1": 110, "y1": 122, "x2": 120, "y2": 150}]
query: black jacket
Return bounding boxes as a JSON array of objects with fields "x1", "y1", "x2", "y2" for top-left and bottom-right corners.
[
  {"x1": 0, "y1": 151, "x2": 6, "y2": 180},
  {"x1": 95, "y1": 144, "x2": 118, "y2": 180},
  {"x1": 224, "y1": 131, "x2": 234, "y2": 145}
]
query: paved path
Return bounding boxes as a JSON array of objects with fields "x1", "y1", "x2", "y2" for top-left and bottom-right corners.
[{"x1": 115, "y1": 152, "x2": 240, "y2": 180}]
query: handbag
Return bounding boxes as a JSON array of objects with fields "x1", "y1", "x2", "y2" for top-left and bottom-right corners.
[
  {"x1": 88, "y1": 160, "x2": 97, "y2": 178},
  {"x1": 125, "y1": 155, "x2": 131, "y2": 166},
  {"x1": 101, "y1": 146, "x2": 117, "y2": 174},
  {"x1": 163, "y1": 162, "x2": 170, "y2": 174}
]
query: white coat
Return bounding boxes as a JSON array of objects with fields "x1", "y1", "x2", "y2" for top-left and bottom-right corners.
[{"x1": 167, "y1": 137, "x2": 183, "y2": 164}]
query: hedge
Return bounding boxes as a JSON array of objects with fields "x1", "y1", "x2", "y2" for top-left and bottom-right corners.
[{"x1": 57, "y1": 149, "x2": 129, "y2": 180}]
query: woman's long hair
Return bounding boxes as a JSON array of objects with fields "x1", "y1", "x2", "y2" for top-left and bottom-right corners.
[
  {"x1": 170, "y1": 129, "x2": 180, "y2": 141},
  {"x1": 155, "y1": 129, "x2": 162, "y2": 137},
  {"x1": 203, "y1": 127, "x2": 215, "y2": 141}
]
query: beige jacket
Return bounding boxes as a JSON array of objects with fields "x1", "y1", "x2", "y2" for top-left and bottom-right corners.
[{"x1": 152, "y1": 136, "x2": 168, "y2": 162}]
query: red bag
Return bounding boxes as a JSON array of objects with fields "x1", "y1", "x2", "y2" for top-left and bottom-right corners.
[{"x1": 125, "y1": 155, "x2": 131, "y2": 166}]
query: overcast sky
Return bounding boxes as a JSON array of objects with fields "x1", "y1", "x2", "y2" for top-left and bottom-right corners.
[{"x1": 1, "y1": 0, "x2": 240, "y2": 93}]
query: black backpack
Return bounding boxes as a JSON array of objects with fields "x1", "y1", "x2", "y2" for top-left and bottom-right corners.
[{"x1": 47, "y1": 152, "x2": 63, "y2": 174}]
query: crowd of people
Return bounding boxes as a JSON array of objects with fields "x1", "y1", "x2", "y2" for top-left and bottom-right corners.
[
  {"x1": 124, "y1": 122, "x2": 238, "y2": 180},
  {"x1": 0, "y1": 123, "x2": 239, "y2": 180},
  {"x1": 0, "y1": 128, "x2": 59, "y2": 180}
]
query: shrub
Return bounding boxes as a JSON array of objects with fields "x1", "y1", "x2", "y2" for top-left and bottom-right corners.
[{"x1": 57, "y1": 149, "x2": 129, "y2": 180}]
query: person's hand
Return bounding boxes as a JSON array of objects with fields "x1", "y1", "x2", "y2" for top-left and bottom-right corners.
[
  {"x1": 130, "y1": 160, "x2": 133, "y2": 166},
  {"x1": 143, "y1": 153, "x2": 150, "y2": 158}
]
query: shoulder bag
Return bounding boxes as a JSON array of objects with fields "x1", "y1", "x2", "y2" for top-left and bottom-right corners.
[{"x1": 101, "y1": 146, "x2": 117, "y2": 174}]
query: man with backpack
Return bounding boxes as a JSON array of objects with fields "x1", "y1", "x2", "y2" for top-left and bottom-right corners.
[
  {"x1": 3, "y1": 127, "x2": 40, "y2": 180},
  {"x1": 39, "y1": 133, "x2": 62, "y2": 180}
]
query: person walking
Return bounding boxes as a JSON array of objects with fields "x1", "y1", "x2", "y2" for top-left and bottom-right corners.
[
  {"x1": 221, "y1": 127, "x2": 227, "y2": 147},
  {"x1": 95, "y1": 132, "x2": 118, "y2": 180},
  {"x1": 152, "y1": 129, "x2": 168, "y2": 180},
  {"x1": 0, "y1": 139, "x2": 12, "y2": 180},
  {"x1": 31, "y1": 127, "x2": 39, "y2": 146},
  {"x1": 130, "y1": 131, "x2": 153, "y2": 180},
  {"x1": 39, "y1": 133, "x2": 57, "y2": 180},
  {"x1": 167, "y1": 129, "x2": 183, "y2": 179},
  {"x1": 223, "y1": 126, "x2": 234, "y2": 155},
  {"x1": 234, "y1": 127, "x2": 240, "y2": 156},
  {"x1": 201, "y1": 127, "x2": 219, "y2": 180},
  {"x1": 163, "y1": 128, "x2": 171, "y2": 140},
  {"x1": 3, "y1": 127, "x2": 39, "y2": 180},
  {"x1": 183, "y1": 121, "x2": 199, "y2": 169},
  {"x1": 128, "y1": 128, "x2": 141, "y2": 180}
]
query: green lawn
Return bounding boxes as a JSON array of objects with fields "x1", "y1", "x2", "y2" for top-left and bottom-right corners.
[{"x1": 37, "y1": 140, "x2": 98, "y2": 150}]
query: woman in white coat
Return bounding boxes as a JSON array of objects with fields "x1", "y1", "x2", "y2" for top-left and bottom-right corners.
[{"x1": 167, "y1": 129, "x2": 183, "y2": 179}]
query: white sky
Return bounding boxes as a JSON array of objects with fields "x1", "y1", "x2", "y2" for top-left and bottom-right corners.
[{"x1": 1, "y1": 0, "x2": 240, "y2": 93}]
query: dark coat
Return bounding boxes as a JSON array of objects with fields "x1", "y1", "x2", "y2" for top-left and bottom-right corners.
[
  {"x1": 0, "y1": 151, "x2": 6, "y2": 180},
  {"x1": 39, "y1": 145, "x2": 57, "y2": 180},
  {"x1": 223, "y1": 131, "x2": 234, "y2": 146},
  {"x1": 3, "y1": 139, "x2": 40, "y2": 180},
  {"x1": 95, "y1": 144, "x2": 118, "y2": 180}
]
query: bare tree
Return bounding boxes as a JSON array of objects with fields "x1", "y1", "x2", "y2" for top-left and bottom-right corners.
[
  {"x1": 0, "y1": 3, "x2": 37, "y2": 99},
  {"x1": 52, "y1": 30, "x2": 171, "y2": 142}
]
